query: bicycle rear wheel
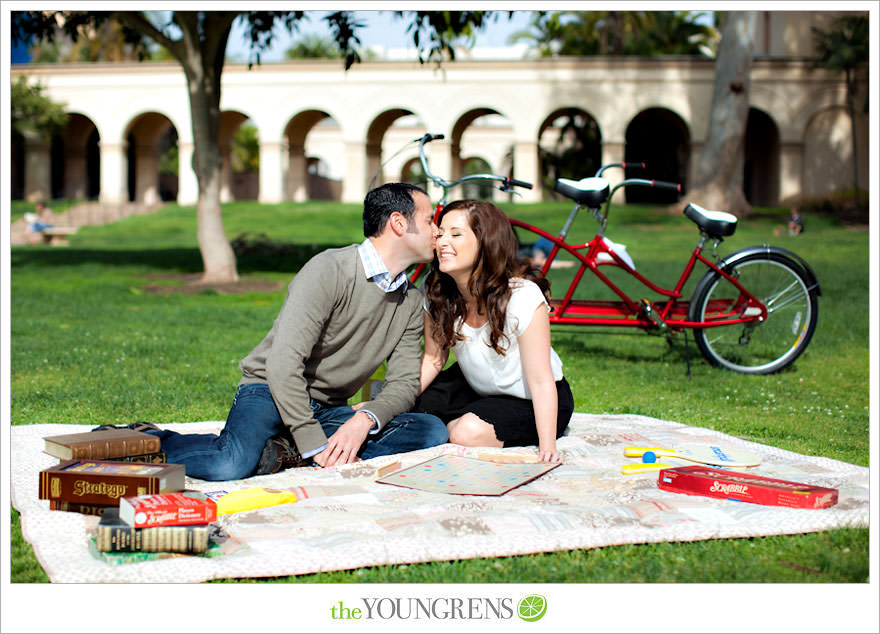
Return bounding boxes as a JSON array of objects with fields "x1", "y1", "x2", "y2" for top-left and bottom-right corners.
[{"x1": 689, "y1": 253, "x2": 818, "y2": 374}]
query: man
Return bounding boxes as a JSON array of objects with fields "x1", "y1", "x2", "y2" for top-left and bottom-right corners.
[{"x1": 119, "y1": 183, "x2": 448, "y2": 480}]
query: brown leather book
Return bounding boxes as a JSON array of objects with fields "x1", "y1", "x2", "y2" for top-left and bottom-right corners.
[
  {"x1": 43, "y1": 429, "x2": 160, "y2": 460},
  {"x1": 38, "y1": 460, "x2": 185, "y2": 506}
]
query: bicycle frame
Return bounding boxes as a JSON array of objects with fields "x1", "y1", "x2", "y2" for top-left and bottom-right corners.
[{"x1": 510, "y1": 217, "x2": 767, "y2": 331}]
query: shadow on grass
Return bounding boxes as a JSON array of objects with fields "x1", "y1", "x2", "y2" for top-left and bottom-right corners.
[
  {"x1": 11, "y1": 243, "x2": 341, "y2": 274},
  {"x1": 552, "y1": 328, "x2": 719, "y2": 375}
]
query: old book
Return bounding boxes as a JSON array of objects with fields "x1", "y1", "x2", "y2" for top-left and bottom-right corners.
[
  {"x1": 38, "y1": 459, "x2": 185, "y2": 506},
  {"x1": 95, "y1": 508, "x2": 210, "y2": 553},
  {"x1": 119, "y1": 492, "x2": 217, "y2": 528},
  {"x1": 49, "y1": 500, "x2": 114, "y2": 516},
  {"x1": 43, "y1": 429, "x2": 160, "y2": 460}
]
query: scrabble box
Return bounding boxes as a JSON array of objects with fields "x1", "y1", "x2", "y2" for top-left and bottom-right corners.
[{"x1": 658, "y1": 465, "x2": 838, "y2": 509}]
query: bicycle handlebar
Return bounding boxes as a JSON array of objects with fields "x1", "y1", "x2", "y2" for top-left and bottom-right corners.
[
  {"x1": 607, "y1": 178, "x2": 682, "y2": 202},
  {"x1": 506, "y1": 177, "x2": 533, "y2": 190},
  {"x1": 418, "y1": 132, "x2": 532, "y2": 197},
  {"x1": 596, "y1": 162, "x2": 646, "y2": 177},
  {"x1": 646, "y1": 179, "x2": 681, "y2": 192}
]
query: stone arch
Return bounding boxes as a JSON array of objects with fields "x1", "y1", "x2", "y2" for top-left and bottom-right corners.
[
  {"x1": 220, "y1": 111, "x2": 258, "y2": 201},
  {"x1": 624, "y1": 107, "x2": 691, "y2": 204},
  {"x1": 802, "y1": 106, "x2": 855, "y2": 197},
  {"x1": 459, "y1": 156, "x2": 496, "y2": 200},
  {"x1": 156, "y1": 126, "x2": 179, "y2": 202},
  {"x1": 790, "y1": 85, "x2": 850, "y2": 140},
  {"x1": 123, "y1": 111, "x2": 177, "y2": 205},
  {"x1": 399, "y1": 156, "x2": 427, "y2": 190},
  {"x1": 744, "y1": 108, "x2": 780, "y2": 206},
  {"x1": 284, "y1": 109, "x2": 344, "y2": 201},
  {"x1": 538, "y1": 107, "x2": 602, "y2": 195},
  {"x1": 445, "y1": 109, "x2": 516, "y2": 202},
  {"x1": 57, "y1": 112, "x2": 101, "y2": 200},
  {"x1": 451, "y1": 108, "x2": 505, "y2": 181},
  {"x1": 366, "y1": 108, "x2": 417, "y2": 189},
  {"x1": 749, "y1": 83, "x2": 797, "y2": 140}
]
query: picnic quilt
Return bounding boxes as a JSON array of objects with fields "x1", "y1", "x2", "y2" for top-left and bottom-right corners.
[{"x1": 9, "y1": 413, "x2": 869, "y2": 583}]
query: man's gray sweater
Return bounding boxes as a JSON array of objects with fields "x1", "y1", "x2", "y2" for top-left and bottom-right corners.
[{"x1": 239, "y1": 245, "x2": 424, "y2": 455}]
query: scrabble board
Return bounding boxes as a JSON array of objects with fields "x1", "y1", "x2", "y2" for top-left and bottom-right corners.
[{"x1": 376, "y1": 454, "x2": 559, "y2": 496}]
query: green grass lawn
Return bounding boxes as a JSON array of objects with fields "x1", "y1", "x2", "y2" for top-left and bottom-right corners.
[{"x1": 8, "y1": 198, "x2": 870, "y2": 583}]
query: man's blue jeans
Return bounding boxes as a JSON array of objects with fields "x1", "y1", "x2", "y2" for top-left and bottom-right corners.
[{"x1": 152, "y1": 383, "x2": 448, "y2": 481}]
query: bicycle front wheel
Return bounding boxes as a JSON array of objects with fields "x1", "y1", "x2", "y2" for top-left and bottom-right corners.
[{"x1": 689, "y1": 253, "x2": 819, "y2": 374}]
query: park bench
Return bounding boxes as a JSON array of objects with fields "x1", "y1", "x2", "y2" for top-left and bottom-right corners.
[{"x1": 41, "y1": 226, "x2": 78, "y2": 246}]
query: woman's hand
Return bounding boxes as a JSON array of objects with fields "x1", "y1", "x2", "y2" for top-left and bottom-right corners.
[{"x1": 538, "y1": 446, "x2": 561, "y2": 463}]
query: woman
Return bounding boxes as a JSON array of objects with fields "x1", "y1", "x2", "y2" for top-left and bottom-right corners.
[{"x1": 416, "y1": 200, "x2": 574, "y2": 462}]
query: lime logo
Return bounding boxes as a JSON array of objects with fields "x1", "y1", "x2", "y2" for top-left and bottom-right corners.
[{"x1": 517, "y1": 595, "x2": 547, "y2": 622}]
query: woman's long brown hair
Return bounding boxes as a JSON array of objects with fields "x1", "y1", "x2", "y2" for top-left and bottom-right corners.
[{"x1": 424, "y1": 200, "x2": 550, "y2": 356}]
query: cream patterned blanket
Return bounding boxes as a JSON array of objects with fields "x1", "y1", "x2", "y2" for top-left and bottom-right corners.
[{"x1": 10, "y1": 414, "x2": 869, "y2": 583}]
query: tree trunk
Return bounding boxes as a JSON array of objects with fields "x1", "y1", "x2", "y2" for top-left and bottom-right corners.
[
  {"x1": 186, "y1": 67, "x2": 239, "y2": 284},
  {"x1": 179, "y1": 14, "x2": 239, "y2": 284},
  {"x1": 679, "y1": 11, "x2": 757, "y2": 218}
]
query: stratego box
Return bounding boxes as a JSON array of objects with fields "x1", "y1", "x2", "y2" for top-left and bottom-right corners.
[{"x1": 657, "y1": 465, "x2": 838, "y2": 509}]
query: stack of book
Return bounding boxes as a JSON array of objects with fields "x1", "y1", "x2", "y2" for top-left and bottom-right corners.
[
  {"x1": 40, "y1": 429, "x2": 169, "y2": 516},
  {"x1": 37, "y1": 427, "x2": 224, "y2": 560},
  {"x1": 95, "y1": 493, "x2": 219, "y2": 555}
]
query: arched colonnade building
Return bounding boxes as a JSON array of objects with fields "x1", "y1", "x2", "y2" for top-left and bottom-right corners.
[{"x1": 12, "y1": 38, "x2": 867, "y2": 209}]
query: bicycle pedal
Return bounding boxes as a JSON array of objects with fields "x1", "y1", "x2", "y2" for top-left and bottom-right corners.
[{"x1": 640, "y1": 299, "x2": 667, "y2": 330}]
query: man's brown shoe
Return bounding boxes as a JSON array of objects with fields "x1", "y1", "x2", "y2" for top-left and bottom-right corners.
[{"x1": 255, "y1": 435, "x2": 306, "y2": 475}]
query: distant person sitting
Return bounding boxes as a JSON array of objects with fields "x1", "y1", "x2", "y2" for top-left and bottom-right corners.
[
  {"x1": 528, "y1": 236, "x2": 574, "y2": 269},
  {"x1": 775, "y1": 208, "x2": 805, "y2": 237},
  {"x1": 788, "y1": 209, "x2": 804, "y2": 236},
  {"x1": 25, "y1": 202, "x2": 54, "y2": 245}
]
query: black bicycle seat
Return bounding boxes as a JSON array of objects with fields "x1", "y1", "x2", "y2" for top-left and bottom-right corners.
[
  {"x1": 554, "y1": 177, "x2": 610, "y2": 207},
  {"x1": 683, "y1": 203, "x2": 738, "y2": 239}
]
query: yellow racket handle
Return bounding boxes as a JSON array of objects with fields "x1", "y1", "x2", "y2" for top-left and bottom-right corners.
[
  {"x1": 623, "y1": 446, "x2": 677, "y2": 458},
  {"x1": 621, "y1": 462, "x2": 675, "y2": 475}
]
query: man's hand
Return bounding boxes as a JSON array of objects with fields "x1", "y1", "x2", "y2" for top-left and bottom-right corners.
[{"x1": 313, "y1": 411, "x2": 374, "y2": 467}]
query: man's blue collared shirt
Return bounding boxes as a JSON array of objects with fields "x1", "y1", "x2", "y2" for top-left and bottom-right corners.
[{"x1": 358, "y1": 238, "x2": 408, "y2": 294}]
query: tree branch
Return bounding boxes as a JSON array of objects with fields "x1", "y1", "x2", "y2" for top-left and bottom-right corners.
[
  {"x1": 113, "y1": 11, "x2": 183, "y2": 60},
  {"x1": 202, "y1": 11, "x2": 239, "y2": 62},
  {"x1": 173, "y1": 11, "x2": 201, "y2": 68}
]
